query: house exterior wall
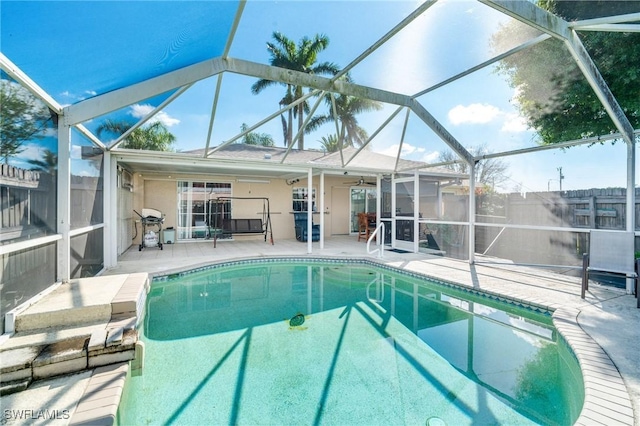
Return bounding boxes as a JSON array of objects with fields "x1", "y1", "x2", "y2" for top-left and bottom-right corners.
[{"x1": 125, "y1": 173, "x2": 356, "y2": 251}]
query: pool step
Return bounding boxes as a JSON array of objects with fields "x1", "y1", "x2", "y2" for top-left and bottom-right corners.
[
  {"x1": 0, "y1": 329, "x2": 137, "y2": 394},
  {"x1": 1, "y1": 273, "x2": 149, "y2": 395}
]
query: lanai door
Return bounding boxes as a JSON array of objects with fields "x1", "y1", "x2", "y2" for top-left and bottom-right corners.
[{"x1": 393, "y1": 176, "x2": 416, "y2": 251}]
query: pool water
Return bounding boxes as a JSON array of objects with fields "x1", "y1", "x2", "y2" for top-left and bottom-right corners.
[{"x1": 117, "y1": 260, "x2": 584, "y2": 425}]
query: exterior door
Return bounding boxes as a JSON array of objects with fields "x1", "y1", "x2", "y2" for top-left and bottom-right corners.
[
  {"x1": 349, "y1": 187, "x2": 376, "y2": 233},
  {"x1": 331, "y1": 187, "x2": 350, "y2": 234},
  {"x1": 393, "y1": 176, "x2": 417, "y2": 251}
]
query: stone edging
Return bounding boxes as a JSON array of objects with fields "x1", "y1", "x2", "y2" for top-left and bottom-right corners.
[{"x1": 553, "y1": 307, "x2": 635, "y2": 425}]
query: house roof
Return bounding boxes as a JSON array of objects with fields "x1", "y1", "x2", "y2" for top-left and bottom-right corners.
[{"x1": 130, "y1": 144, "x2": 462, "y2": 179}]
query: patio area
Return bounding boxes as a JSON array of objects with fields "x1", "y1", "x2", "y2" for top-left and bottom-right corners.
[{"x1": 2, "y1": 236, "x2": 638, "y2": 425}]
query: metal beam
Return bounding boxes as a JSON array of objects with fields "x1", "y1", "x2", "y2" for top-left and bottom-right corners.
[
  {"x1": 345, "y1": 106, "x2": 404, "y2": 166},
  {"x1": 65, "y1": 58, "x2": 227, "y2": 125},
  {"x1": 222, "y1": 0, "x2": 246, "y2": 59},
  {"x1": 75, "y1": 124, "x2": 106, "y2": 150},
  {"x1": 563, "y1": 29, "x2": 635, "y2": 145},
  {"x1": 573, "y1": 24, "x2": 640, "y2": 33},
  {"x1": 409, "y1": 100, "x2": 473, "y2": 164},
  {"x1": 204, "y1": 74, "x2": 225, "y2": 156},
  {"x1": 333, "y1": 0, "x2": 437, "y2": 82},
  {"x1": 225, "y1": 57, "x2": 412, "y2": 107},
  {"x1": 478, "y1": 0, "x2": 570, "y2": 40},
  {"x1": 394, "y1": 108, "x2": 412, "y2": 172},
  {"x1": 210, "y1": 89, "x2": 320, "y2": 154},
  {"x1": 413, "y1": 33, "x2": 551, "y2": 98},
  {"x1": 280, "y1": 92, "x2": 326, "y2": 163},
  {"x1": 109, "y1": 84, "x2": 191, "y2": 150},
  {"x1": 0, "y1": 52, "x2": 63, "y2": 114},
  {"x1": 569, "y1": 12, "x2": 640, "y2": 28},
  {"x1": 479, "y1": 1, "x2": 635, "y2": 146}
]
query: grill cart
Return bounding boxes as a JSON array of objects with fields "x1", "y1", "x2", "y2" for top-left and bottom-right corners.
[{"x1": 134, "y1": 208, "x2": 164, "y2": 251}]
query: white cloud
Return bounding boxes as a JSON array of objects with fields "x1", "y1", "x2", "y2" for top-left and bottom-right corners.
[
  {"x1": 501, "y1": 113, "x2": 529, "y2": 133},
  {"x1": 71, "y1": 145, "x2": 82, "y2": 160},
  {"x1": 421, "y1": 151, "x2": 440, "y2": 163},
  {"x1": 379, "y1": 143, "x2": 425, "y2": 158},
  {"x1": 448, "y1": 103, "x2": 501, "y2": 125},
  {"x1": 130, "y1": 104, "x2": 154, "y2": 117},
  {"x1": 129, "y1": 104, "x2": 180, "y2": 127},
  {"x1": 447, "y1": 102, "x2": 530, "y2": 134},
  {"x1": 17, "y1": 143, "x2": 46, "y2": 162}
]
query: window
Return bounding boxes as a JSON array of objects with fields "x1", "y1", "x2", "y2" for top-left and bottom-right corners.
[{"x1": 292, "y1": 187, "x2": 316, "y2": 212}]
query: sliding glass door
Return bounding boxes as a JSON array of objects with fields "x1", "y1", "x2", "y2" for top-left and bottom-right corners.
[{"x1": 177, "y1": 181, "x2": 231, "y2": 240}]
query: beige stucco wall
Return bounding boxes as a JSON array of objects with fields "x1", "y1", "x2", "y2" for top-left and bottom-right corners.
[{"x1": 126, "y1": 173, "x2": 357, "y2": 250}]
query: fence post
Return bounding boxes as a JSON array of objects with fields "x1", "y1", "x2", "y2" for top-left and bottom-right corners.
[{"x1": 581, "y1": 253, "x2": 589, "y2": 299}]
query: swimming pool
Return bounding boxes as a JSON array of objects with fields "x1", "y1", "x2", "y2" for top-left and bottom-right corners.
[{"x1": 117, "y1": 259, "x2": 584, "y2": 425}]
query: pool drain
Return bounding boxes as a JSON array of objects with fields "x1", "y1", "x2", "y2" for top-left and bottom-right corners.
[
  {"x1": 289, "y1": 313, "x2": 305, "y2": 327},
  {"x1": 426, "y1": 417, "x2": 446, "y2": 426}
]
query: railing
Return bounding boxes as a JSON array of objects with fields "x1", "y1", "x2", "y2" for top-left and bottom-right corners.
[{"x1": 366, "y1": 222, "x2": 385, "y2": 258}]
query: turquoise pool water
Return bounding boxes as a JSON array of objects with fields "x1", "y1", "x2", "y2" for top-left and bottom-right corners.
[{"x1": 117, "y1": 260, "x2": 584, "y2": 425}]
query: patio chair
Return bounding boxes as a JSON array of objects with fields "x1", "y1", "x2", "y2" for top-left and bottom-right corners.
[
  {"x1": 581, "y1": 230, "x2": 638, "y2": 307},
  {"x1": 357, "y1": 213, "x2": 376, "y2": 242},
  {"x1": 294, "y1": 212, "x2": 320, "y2": 242}
]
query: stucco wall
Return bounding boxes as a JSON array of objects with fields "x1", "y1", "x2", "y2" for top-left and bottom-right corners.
[{"x1": 126, "y1": 174, "x2": 357, "y2": 248}]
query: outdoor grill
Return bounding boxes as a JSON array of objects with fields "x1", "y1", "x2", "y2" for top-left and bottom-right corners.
[{"x1": 134, "y1": 208, "x2": 164, "y2": 251}]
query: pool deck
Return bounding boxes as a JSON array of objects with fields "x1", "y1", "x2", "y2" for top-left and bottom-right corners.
[{"x1": 1, "y1": 236, "x2": 639, "y2": 425}]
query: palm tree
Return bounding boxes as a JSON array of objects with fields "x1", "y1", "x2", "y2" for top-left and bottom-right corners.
[
  {"x1": 319, "y1": 134, "x2": 340, "y2": 153},
  {"x1": 306, "y1": 73, "x2": 382, "y2": 149},
  {"x1": 96, "y1": 119, "x2": 175, "y2": 151},
  {"x1": 27, "y1": 149, "x2": 57, "y2": 175},
  {"x1": 319, "y1": 92, "x2": 383, "y2": 148},
  {"x1": 251, "y1": 32, "x2": 340, "y2": 150},
  {"x1": 239, "y1": 123, "x2": 275, "y2": 147}
]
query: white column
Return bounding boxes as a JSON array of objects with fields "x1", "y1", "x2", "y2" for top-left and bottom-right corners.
[
  {"x1": 468, "y1": 162, "x2": 476, "y2": 264},
  {"x1": 103, "y1": 151, "x2": 118, "y2": 269},
  {"x1": 307, "y1": 168, "x2": 313, "y2": 254},
  {"x1": 57, "y1": 120, "x2": 71, "y2": 282},
  {"x1": 626, "y1": 141, "x2": 636, "y2": 294},
  {"x1": 320, "y1": 171, "x2": 325, "y2": 249},
  {"x1": 376, "y1": 175, "x2": 382, "y2": 243},
  {"x1": 413, "y1": 170, "x2": 419, "y2": 253}
]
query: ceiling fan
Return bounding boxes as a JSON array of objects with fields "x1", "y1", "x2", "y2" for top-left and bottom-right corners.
[{"x1": 344, "y1": 177, "x2": 376, "y2": 186}]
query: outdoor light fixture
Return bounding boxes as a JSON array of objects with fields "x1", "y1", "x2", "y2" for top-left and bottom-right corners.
[
  {"x1": 236, "y1": 178, "x2": 271, "y2": 184},
  {"x1": 286, "y1": 178, "x2": 300, "y2": 185}
]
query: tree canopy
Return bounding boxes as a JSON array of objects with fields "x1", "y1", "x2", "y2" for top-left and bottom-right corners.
[
  {"x1": 0, "y1": 79, "x2": 53, "y2": 164},
  {"x1": 439, "y1": 144, "x2": 510, "y2": 190},
  {"x1": 492, "y1": 0, "x2": 640, "y2": 145},
  {"x1": 309, "y1": 78, "x2": 383, "y2": 149},
  {"x1": 251, "y1": 32, "x2": 340, "y2": 150},
  {"x1": 239, "y1": 123, "x2": 275, "y2": 147},
  {"x1": 96, "y1": 119, "x2": 176, "y2": 151}
]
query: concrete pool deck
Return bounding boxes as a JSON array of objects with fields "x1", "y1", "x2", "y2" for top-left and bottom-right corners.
[{"x1": 1, "y1": 236, "x2": 638, "y2": 425}]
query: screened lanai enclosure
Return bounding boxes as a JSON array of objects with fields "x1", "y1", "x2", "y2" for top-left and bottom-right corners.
[{"x1": 1, "y1": 1, "x2": 639, "y2": 332}]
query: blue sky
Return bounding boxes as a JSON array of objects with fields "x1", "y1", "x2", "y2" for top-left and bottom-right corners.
[{"x1": 2, "y1": 0, "x2": 635, "y2": 192}]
